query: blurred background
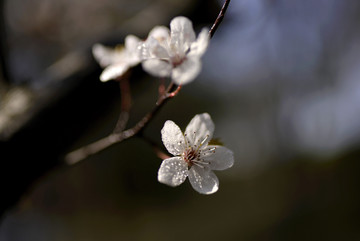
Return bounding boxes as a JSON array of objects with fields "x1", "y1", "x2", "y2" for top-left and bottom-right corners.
[{"x1": 1, "y1": 0, "x2": 360, "y2": 240}]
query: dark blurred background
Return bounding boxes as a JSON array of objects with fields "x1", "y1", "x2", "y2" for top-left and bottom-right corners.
[{"x1": 1, "y1": 0, "x2": 360, "y2": 240}]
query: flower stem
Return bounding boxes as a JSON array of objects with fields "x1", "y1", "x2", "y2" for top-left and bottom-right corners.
[
  {"x1": 141, "y1": 134, "x2": 170, "y2": 160},
  {"x1": 113, "y1": 72, "x2": 132, "y2": 133}
]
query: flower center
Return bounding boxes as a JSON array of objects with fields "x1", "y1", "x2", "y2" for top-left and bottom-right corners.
[
  {"x1": 180, "y1": 132, "x2": 213, "y2": 168},
  {"x1": 182, "y1": 147, "x2": 199, "y2": 166},
  {"x1": 171, "y1": 55, "x2": 186, "y2": 67}
]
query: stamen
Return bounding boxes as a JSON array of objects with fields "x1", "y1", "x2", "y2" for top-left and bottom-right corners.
[
  {"x1": 208, "y1": 147, "x2": 216, "y2": 152},
  {"x1": 200, "y1": 135, "x2": 209, "y2": 146},
  {"x1": 192, "y1": 159, "x2": 209, "y2": 165},
  {"x1": 199, "y1": 147, "x2": 216, "y2": 157},
  {"x1": 195, "y1": 134, "x2": 210, "y2": 152},
  {"x1": 193, "y1": 162, "x2": 204, "y2": 168},
  {"x1": 184, "y1": 133, "x2": 189, "y2": 147}
]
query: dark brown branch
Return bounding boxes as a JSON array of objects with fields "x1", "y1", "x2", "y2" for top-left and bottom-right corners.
[
  {"x1": 158, "y1": 78, "x2": 166, "y2": 98},
  {"x1": 65, "y1": 82, "x2": 179, "y2": 165},
  {"x1": 209, "y1": 0, "x2": 231, "y2": 38}
]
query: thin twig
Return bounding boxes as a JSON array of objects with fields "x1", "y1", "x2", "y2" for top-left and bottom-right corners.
[
  {"x1": 65, "y1": 134, "x2": 119, "y2": 165},
  {"x1": 209, "y1": 0, "x2": 231, "y2": 38},
  {"x1": 141, "y1": 135, "x2": 170, "y2": 160},
  {"x1": 65, "y1": 82, "x2": 177, "y2": 165},
  {"x1": 158, "y1": 78, "x2": 166, "y2": 98},
  {"x1": 113, "y1": 73, "x2": 132, "y2": 133}
]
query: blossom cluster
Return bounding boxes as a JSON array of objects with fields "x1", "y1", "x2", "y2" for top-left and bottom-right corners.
[
  {"x1": 93, "y1": 16, "x2": 234, "y2": 194},
  {"x1": 93, "y1": 16, "x2": 209, "y2": 85}
]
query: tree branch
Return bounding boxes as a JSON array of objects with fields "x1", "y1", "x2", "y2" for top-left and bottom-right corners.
[
  {"x1": 209, "y1": 0, "x2": 231, "y2": 38},
  {"x1": 65, "y1": 82, "x2": 179, "y2": 165}
]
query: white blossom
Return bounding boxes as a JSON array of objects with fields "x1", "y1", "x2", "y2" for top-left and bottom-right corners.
[
  {"x1": 140, "y1": 16, "x2": 210, "y2": 85},
  {"x1": 158, "y1": 113, "x2": 234, "y2": 194},
  {"x1": 92, "y1": 35, "x2": 142, "y2": 82}
]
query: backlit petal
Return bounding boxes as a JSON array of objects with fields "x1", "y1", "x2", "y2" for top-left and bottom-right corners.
[
  {"x1": 184, "y1": 113, "x2": 214, "y2": 147},
  {"x1": 148, "y1": 26, "x2": 170, "y2": 44},
  {"x1": 158, "y1": 157, "x2": 189, "y2": 187},
  {"x1": 142, "y1": 59, "x2": 172, "y2": 78},
  {"x1": 203, "y1": 145, "x2": 234, "y2": 170},
  {"x1": 143, "y1": 36, "x2": 170, "y2": 59},
  {"x1": 92, "y1": 44, "x2": 125, "y2": 68},
  {"x1": 161, "y1": 120, "x2": 186, "y2": 156},
  {"x1": 172, "y1": 56, "x2": 201, "y2": 85},
  {"x1": 170, "y1": 16, "x2": 196, "y2": 53},
  {"x1": 125, "y1": 35, "x2": 141, "y2": 52},
  {"x1": 189, "y1": 28, "x2": 210, "y2": 57},
  {"x1": 100, "y1": 63, "x2": 129, "y2": 82},
  {"x1": 188, "y1": 166, "x2": 219, "y2": 194}
]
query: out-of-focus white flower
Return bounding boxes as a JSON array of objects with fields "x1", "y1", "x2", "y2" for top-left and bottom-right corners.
[
  {"x1": 140, "y1": 16, "x2": 210, "y2": 85},
  {"x1": 92, "y1": 35, "x2": 142, "y2": 82},
  {"x1": 158, "y1": 113, "x2": 234, "y2": 194}
]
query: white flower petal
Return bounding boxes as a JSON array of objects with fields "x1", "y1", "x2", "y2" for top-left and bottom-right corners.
[
  {"x1": 161, "y1": 120, "x2": 186, "y2": 156},
  {"x1": 148, "y1": 37, "x2": 170, "y2": 59},
  {"x1": 148, "y1": 26, "x2": 170, "y2": 43},
  {"x1": 139, "y1": 41, "x2": 152, "y2": 60},
  {"x1": 158, "y1": 157, "x2": 189, "y2": 187},
  {"x1": 184, "y1": 113, "x2": 214, "y2": 147},
  {"x1": 93, "y1": 36, "x2": 142, "y2": 81},
  {"x1": 125, "y1": 35, "x2": 141, "y2": 51},
  {"x1": 92, "y1": 44, "x2": 125, "y2": 68},
  {"x1": 142, "y1": 59, "x2": 172, "y2": 78},
  {"x1": 189, "y1": 28, "x2": 210, "y2": 57},
  {"x1": 124, "y1": 35, "x2": 142, "y2": 65},
  {"x1": 140, "y1": 37, "x2": 170, "y2": 60},
  {"x1": 172, "y1": 56, "x2": 201, "y2": 85},
  {"x1": 140, "y1": 26, "x2": 170, "y2": 60},
  {"x1": 203, "y1": 145, "x2": 234, "y2": 171},
  {"x1": 188, "y1": 166, "x2": 219, "y2": 194},
  {"x1": 170, "y1": 16, "x2": 196, "y2": 53},
  {"x1": 100, "y1": 63, "x2": 129, "y2": 82}
]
